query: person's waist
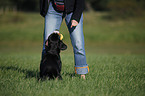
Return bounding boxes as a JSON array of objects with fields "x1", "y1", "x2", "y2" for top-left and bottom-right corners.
[{"x1": 51, "y1": 0, "x2": 64, "y2": 3}]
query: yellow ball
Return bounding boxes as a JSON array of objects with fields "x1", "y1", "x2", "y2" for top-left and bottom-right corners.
[{"x1": 60, "y1": 34, "x2": 63, "y2": 40}]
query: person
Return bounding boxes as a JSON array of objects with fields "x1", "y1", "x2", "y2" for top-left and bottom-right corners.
[{"x1": 40, "y1": 0, "x2": 89, "y2": 79}]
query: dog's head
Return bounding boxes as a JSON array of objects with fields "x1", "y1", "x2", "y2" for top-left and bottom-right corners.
[{"x1": 45, "y1": 33, "x2": 67, "y2": 54}]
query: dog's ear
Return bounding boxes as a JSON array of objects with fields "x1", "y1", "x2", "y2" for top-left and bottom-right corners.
[{"x1": 59, "y1": 41, "x2": 67, "y2": 50}]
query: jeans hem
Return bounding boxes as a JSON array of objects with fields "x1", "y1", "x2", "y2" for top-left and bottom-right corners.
[{"x1": 75, "y1": 66, "x2": 89, "y2": 75}]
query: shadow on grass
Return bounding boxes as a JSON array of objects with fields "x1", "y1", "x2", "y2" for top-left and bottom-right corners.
[
  {"x1": 0, "y1": 66, "x2": 79, "y2": 80},
  {"x1": 62, "y1": 72, "x2": 75, "y2": 78},
  {"x1": 0, "y1": 66, "x2": 39, "y2": 79}
]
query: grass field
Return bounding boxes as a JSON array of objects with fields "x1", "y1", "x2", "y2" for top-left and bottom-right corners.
[
  {"x1": 0, "y1": 53, "x2": 145, "y2": 96},
  {"x1": 0, "y1": 12, "x2": 145, "y2": 96}
]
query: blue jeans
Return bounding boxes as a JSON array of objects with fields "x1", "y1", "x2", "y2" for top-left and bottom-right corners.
[{"x1": 42, "y1": 2, "x2": 89, "y2": 75}]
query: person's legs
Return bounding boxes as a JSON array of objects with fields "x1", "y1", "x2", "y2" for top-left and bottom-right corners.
[
  {"x1": 41, "y1": 2, "x2": 63, "y2": 58},
  {"x1": 65, "y1": 13, "x2": 89, "y2": 76}
]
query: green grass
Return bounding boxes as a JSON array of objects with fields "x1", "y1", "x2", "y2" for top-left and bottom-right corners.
[
  {"x1": 0, "y1": 53, "x2": 145, "y2": 96},
  {"x1": 0, "y1": 12, "x2": 145, "y2": 54},
  {"x1": 0, "y1": 12, "x2": 145, "y2": 44},
  {"x1": 0, "y1": 12, "x2": 145, "y2": 96}
]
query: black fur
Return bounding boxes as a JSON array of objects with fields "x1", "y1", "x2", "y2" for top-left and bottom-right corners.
[{"x1": 40, "y1": 33, "x2": 67, "y2": 80}]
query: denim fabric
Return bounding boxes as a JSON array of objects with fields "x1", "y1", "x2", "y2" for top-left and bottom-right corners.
[{"x1": 42, "y1": 2, "x2": 89, "y2": 74}]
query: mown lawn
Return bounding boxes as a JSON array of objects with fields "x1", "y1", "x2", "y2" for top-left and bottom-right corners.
[{"x1": 0, "y1": 53, "x2": 144, "y2": 96}]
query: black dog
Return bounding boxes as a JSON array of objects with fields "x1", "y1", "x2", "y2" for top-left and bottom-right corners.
[{"x1": 40, "y1": 33, "x2": 67, "y2": 80}]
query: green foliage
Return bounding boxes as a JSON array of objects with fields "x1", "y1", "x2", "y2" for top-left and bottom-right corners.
[
  {"x1": 86, "y1": 0, "x2": 145, "y2": 19},
  {"x1": 0, "y1": 0, "x2": 39, "y2": 12},
  {"x1": 87, "y1": 0, "x2": 109, "y2": 11},
  {"x1": 107, "y1": 0, "x2": 145, "y2": 19},
  {"x1": 1, "y1": 0, "x2": 145, "y2": 19},
  {"x1": 0, "y1": 0, "x2": 13, "y2": 6}
]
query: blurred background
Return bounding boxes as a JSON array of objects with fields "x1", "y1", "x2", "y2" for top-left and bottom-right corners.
[{"x1": 0, "y1": 0, "x2": 145, "y2": 55}]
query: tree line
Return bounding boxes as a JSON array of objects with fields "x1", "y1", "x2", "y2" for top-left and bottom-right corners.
[
  {"x1": 87, "y1": 0, "x2": 145, "y2": 18},
  {"x1": 0, "y1": 0, "x2": 39, "y2": 12},
  {"x1": 0, "y1": 0, "x2": 145, "y2": 18}
]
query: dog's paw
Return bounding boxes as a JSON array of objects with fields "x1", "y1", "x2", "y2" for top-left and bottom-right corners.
[{"x1": 56, "y1": 76, "x2": 63, "y2": 80}]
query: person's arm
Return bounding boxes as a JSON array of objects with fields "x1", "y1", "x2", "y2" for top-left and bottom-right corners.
[
  {"x1": 40, "y1": 0, "x2": 50, "y2": 17},
  {"x1": 71, "y1": 0, "x2": 85, "y2": 23}
]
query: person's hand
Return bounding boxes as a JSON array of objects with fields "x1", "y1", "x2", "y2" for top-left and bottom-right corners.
[{"x1": 71, "y1": 20, "x2": 78, "y2": 28}]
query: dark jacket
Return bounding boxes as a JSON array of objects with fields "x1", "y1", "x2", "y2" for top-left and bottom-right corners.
[{"x1": 40, "y1": 0, "x2": 85, "y2": 23}]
